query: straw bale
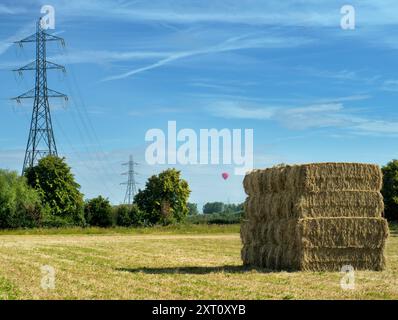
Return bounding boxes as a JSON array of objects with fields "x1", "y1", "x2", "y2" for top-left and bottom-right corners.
[
  {"x1": 241, "y1": 217, "x2": 388, "y2": 247},
  {"x1": 241, "y1": 244, "x2": 386, "y2": 271},
  {"x1": 241, "y1": 162, "x2": 388, "y2": 271},
  {"x1": 298, "y1": 217, "x2": 388, "y2": 249},
  {"x1": 244, "y1": 163, "x2": 382, "y2": 195},
  {"x1": 244, "y1": 191, "x2": 383, "y2": 220}
]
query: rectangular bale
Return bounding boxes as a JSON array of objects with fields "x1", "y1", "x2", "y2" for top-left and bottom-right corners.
[
  {"x1": 244, "y1": 191, "x2": 384, "y2": 221},
  {"x1": 298, "y1": 217, "x2": 389, "y2": 249},
  {"x1": 300, "y1": 247, "x2": 386, "y2": 271},
  {"x1": 243, "y1": 163, "x2": 382, "y2": 195},
  {"x1": 241, "y1": 217, "x2": 388, "y2": 249},
  {"x1": 241, "y1": 244, "x2": 386, "y2": 271}
]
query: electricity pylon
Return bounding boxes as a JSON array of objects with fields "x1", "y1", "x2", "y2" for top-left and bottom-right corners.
[
  {"x1": 121, "y1": 155, "x2": 139, "y2": 205},
  {"x1": 12, "y1": 18, "x2": 67, "y2": 174}
]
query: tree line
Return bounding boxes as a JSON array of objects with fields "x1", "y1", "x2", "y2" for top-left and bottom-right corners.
[
  {"x1": 0, "y1": 156, "x2": 190, "y2": 228},
  {"x1": 1, "y1": 156, "x2": 397, "y2": 229}
]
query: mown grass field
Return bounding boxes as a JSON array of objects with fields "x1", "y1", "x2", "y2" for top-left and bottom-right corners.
[{"x1": 0, "y1": 224, "x2": 397, "y2": 300}]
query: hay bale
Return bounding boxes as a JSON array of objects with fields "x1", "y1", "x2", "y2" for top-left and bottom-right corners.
[
  {"x1": 300, "y1": 247, "x2": 386, "y2": 271},
  {"x1": 241, "y1": 217, "x2": 388, "y2": 248},
  {"x1": 244, "y1": 163, "x2": 382, "y2": 195},
  {"x1": 241, "y1": 244, "x2": 386, "y2": 271},
  {"x1": 298, "y1": 217, "x2": 389, "y2": 249},
  {"x1": 241, "y1": 162, "x2": 388, "y2": 271},
  {"x1": 244, "y1": 191, "x2": 384, "y2": 221}
]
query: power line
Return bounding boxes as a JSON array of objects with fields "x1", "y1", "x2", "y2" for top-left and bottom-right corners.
[{"x1": 59, "y1": 49, "x2": 121, "y2": 201}]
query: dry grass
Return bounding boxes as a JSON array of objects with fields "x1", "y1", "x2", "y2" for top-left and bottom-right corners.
[{"x1": 0, "y1": 224, "x2": 397, "y2": 300}]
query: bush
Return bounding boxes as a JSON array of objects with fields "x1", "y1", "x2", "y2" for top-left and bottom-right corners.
[
  {"x1": 186, "y1": 212, "x2": 242, "y2": 225},
  {"x1": 25, "y1": 156, "x2": 85, "y2": 226},
  {"x1": 84, "y1": 196, "x2": 113, "y2": 227},
  {"x1": 202, "y1": 202, "x2": 244, "y2": 215},
  {"x1": 203, "y1": 202, "x2": 224, "y2": 214},
  {"x1": 129, "y1": 204, "x2": 146, "y2": 226},
  {"x1": 115, "y1": 204, "x2": 146, "y2": 227},
  {"x1": 115, "y1": 205, "x2": 131, "y2": 226},
  {"x1": 382, "y1": 160, "x2": 398, "y2": 221},
  {"x1": 0, "y1": 169, "x2": 45, "y2": 229}
]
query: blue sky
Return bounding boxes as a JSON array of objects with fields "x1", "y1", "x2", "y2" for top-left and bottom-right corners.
[{"x1": 1, "y1": 0, "x2": 398, "y2": 209}]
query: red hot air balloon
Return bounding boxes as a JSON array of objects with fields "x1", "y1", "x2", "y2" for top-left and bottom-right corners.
[{"x1": 222, "y1": 172, "x2": 229, "y2": 180}]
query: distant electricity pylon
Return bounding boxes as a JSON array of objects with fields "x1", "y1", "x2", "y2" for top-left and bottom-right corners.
[
  {"x1": 121, "y1": 155, "x2": 139, "y2": 205},
  {"x1": 12, "y1": 18, "x2": 67, "y2": 174}
]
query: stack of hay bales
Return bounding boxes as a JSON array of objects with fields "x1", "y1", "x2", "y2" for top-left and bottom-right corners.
[{"x1": 241, "y1": 163, "x2": 389, "y2": 271}]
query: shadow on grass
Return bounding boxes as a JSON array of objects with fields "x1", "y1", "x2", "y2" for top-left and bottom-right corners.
[{"x1": 116, "y1": 265, "x2": 277, "y2": 274}]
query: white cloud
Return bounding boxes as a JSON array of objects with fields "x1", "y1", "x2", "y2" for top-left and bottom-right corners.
[
  {"x1": 297, "y1": 67, "x2": 381, "y2": 84},
  {"x1": 353, "y1": 120, "x2": 398, "y2": 135},
  {"x1": 314, "y1": 95, "x2": 371, "y2": 103},
  {"x1": 207, "y1": 98, "x2": 398, "y2": 136},
  {"x1": 381, "y1": 79, "x2": 398, "y2": 92},
  {"x1": 207, "y1": 101, "x2": 348, "y2": 129},
  {"x1": 0, "y1": 4, "x2": 25, "y2": 15},
  {"x1": 207, "y1": 101, "x2": 276, "y2": 120}
]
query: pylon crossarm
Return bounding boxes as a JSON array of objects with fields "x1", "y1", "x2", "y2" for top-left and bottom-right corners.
[
  {"x1": 47, "y1": 88, "x2": 68, "y2": 100},
  {"x1": 13, "y1": 61, "x2": 35, "y2": 72},
  {"x1": 12, "y1": 89, "x2": 35, "y2": 102},
  {"x1": 13, "y1": 61, "x2": 65, "y2": 72},
  {"x1": 43, "y1": 32, "x2": 65, "y2": 46},
  {"x1": 46, "y1": 61, "x2": 66, "y2": 71},
  {"x1": 14, "y1": 33, "x2": 36, "y2": 45}
]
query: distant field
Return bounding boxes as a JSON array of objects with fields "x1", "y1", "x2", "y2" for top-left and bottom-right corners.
[{"x1": 0, "y1": 224, "x2": 397, "y2": 300}]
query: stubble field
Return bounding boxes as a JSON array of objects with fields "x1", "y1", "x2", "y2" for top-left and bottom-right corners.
[{"x1": 0, "y1": 224, "x2": 397, "y2": 300}]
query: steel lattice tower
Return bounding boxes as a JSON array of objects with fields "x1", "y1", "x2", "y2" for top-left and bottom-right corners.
[
  {"x1": 121, "y1": 155, "x2": 139, "y2": 205},
  {"x1": 12, "y1": 19, "x2": 67, "y2": 174}
]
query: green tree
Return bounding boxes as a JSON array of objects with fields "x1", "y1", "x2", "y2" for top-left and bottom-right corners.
[
  {"x1": 134, "y1": 169, "x2": 190, "y2": 225},
  {"x1": 25, "y1": 156, "x2": 85, "y2": 226},
  {"x1": 203, "y1": 202, "x2": 224, "y2": 214},
  {"x1": 85, "y1": 196, "x2": 113, "y2": 227},
  {"x1": 187, "y1": 202, "x2": 199, "y2": 216},
  {"x1": 381, "y1": 160, "x2": 398, "y2": 221},
  {"x1": 0, "y1": 169, "x2": 44, "y2": 228}
]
